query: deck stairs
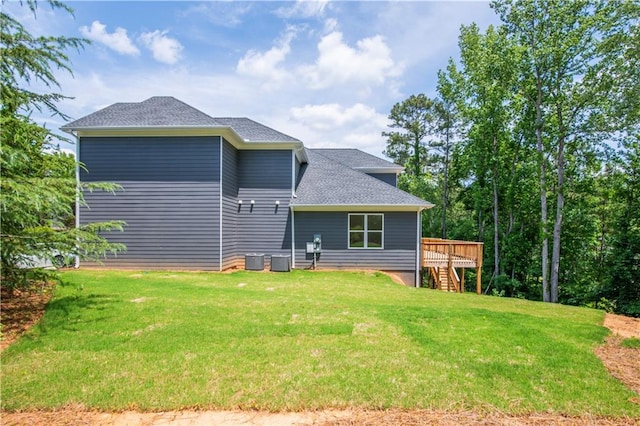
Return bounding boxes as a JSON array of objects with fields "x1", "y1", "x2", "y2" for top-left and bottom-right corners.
[{"x1": 429, "y1": 266, "x2": 461, "y2": 292}]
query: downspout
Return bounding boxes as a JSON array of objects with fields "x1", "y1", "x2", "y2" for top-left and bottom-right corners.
[
  {"x1": 290, "y1": 149, "x2": 296, "y2": 268},
  {"x1": 219, "y1": 138, "x2": 223, "y2": 271},
  {"x1": 291, "y1": 206, "x2": 295, "y2": 269},
  {"x1": 415, "y1": 208, "x2": 422, "y2": 288}
]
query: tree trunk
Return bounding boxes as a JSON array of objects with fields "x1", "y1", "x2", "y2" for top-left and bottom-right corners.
[
  {"x1": 535, "y1": 78, "x2": 551, "y2": 302},
  {"x1": 413, "y1": 137, "x2": 421, "y2": 178},
  {"x1": 550, "y1": 106, "x2": 566, "y2": 304},
  {"x1": 492, "y1": 135, "x2": 500, "y2": 279},
  {"x1": 441, "y1": 131, "x2": 450, "y2": 239},
  {"x1": 493, "y1": 177, "x2": 500, "y2": 279},
  {"x1": 550, "y1": 187, "x2": 563, "y2": 303}
]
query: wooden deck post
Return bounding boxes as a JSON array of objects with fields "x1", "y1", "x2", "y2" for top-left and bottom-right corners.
[
  {"x1": 447, "y1": 244, "x2": 453, "y2": 292},
  {"x1": 476, "y1": 244, "x2": 483, "y2": 295},
  {"x1": 460, "y1": 268, "x2": 465, "y2": 293}
]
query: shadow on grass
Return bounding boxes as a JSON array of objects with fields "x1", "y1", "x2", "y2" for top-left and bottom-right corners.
[
  {"x1": 37, "y1": 289, "x2": 119, "y2": 334},
  {"x1": 3, "y1": 290, "x2": 120, "y2": 352}
]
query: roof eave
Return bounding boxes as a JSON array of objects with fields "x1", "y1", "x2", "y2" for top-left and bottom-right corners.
[
  {"x1": 290, "y1": 203, "x2": 433, "y2": 212},
  {"x1": 61, "y1": 125, "x2": 307, "y2": 161}
]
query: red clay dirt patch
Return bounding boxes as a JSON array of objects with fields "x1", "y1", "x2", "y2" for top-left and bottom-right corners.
[
  {"x1": 2, "y1": 409, "x2": 638, "y2": 426},
  {"x1": 595, "y1": 313, "x2": 640, "y2": 399},
  {"x1": 2, "y1": 290, "x2": 639, "y2": 425},
  {"x1": 603, "y1": 313, "x2": 640, "y2": 339},
  {"x1": 0, "y1": 281, "x2": 54, "y2": 352}
]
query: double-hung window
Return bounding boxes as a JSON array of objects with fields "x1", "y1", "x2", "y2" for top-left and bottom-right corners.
[{"x1": 348, "y1": 213, "x2": 384, "y2": 249}]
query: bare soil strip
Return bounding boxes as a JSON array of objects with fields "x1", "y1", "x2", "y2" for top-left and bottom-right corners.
[{"x1": 2, "y1": 409, "x2": 638, "y2": 426}]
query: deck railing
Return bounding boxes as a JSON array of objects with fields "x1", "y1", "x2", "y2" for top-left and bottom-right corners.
[{"x1": 421, "y1": 238, "x2": 484, "y2": 294}]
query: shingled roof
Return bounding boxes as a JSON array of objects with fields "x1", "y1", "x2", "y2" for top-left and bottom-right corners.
[
  {"x1": 292, "y1": 150, "x2": 432, "y2": 208},
  {"x1": 62, "y1": 97, "x2": 218, "y2": 128},
  {"x1": 311, "y1": 148, "x2": 404, "y2": 172},
  {"x1": 214, "y1": 117, "x2": 299, "y2": 142},
  {"x1": 61, "y1": 97, "x2": 300, "y2": 143}
]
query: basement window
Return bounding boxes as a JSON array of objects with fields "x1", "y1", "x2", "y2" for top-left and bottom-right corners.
[{"x1": 348, "y1": 213, "x2": 384, "y2": 249}]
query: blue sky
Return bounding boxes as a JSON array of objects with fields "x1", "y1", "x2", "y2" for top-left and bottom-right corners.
[{"x1": 8, "y1": 1, "x2": 500, "y2": 157}]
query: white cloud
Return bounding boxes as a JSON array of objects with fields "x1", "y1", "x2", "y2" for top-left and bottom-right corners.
[
  {"x1": 287, "y1": 103, "x2": 390, "y2": 155},
  {"x1": 139, "y1": 30, "x2": 183, "y2": 65},
  {"x1": 79, "y1": 21, "x2": 139, "y2": 56},
  {"x1": 236, "y1": 28, "x2": 403, "y2": 94},
  {"x1": 275, "y1": 0, "x2": 330, "y2": 18},
  {"x1": 298, "y1": 31, "x2": 403, "y2": 89},
  {"x1": 236, "y1": 28, "x2": 297, "y2": 89},
  {"x1": 182, "y1": 3, "x2": 252, "y2": 28},
  {"x1": 290, "y1": 103, "x2": 386, "y2": 132}
]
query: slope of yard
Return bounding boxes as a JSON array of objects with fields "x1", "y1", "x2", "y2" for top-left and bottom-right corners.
[{"x1": 1, "y1": 270, "x2": 638, "y2": 418}]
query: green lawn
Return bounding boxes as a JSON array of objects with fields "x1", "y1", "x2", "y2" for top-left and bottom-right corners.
[{"x1": 1, "y1": 270, "x2": 637, "y2": 416}]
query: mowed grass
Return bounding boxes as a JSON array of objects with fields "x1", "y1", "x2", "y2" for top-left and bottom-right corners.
[{"x1": 1, "y1": 270, "x2": 637, "y2": 416}]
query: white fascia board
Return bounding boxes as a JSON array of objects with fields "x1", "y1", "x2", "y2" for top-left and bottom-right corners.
[
  {"x1": 290, "y1": 204, "x2": 432, "y2": 212},
  {"x1": 293, "y1": 145, "x2": 308, "y2": 163},
  {"x1": 70, "y1": 126, "x2": 229, "y2": 137}
]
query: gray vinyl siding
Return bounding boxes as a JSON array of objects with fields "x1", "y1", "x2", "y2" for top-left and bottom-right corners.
[
  {"x1": 366, "y1": 173, "x2": 397, "y2": 187},
  {"x1": 293, "y1": 211, "x2": 417, "y2": 272},
  {"x1": 80, "y1": 136, "x2": 220, "y2": 269},
  {"x1": 236, "y1": 150, "x2": 292, "y2": 268},
  {"x1": 221, "y1": 139, "x2": 239, "y2": 269}
]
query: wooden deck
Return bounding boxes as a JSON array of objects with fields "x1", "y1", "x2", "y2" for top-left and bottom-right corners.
[{"x1": 422, "y1": 238, "x2": 484, "y2": 294}]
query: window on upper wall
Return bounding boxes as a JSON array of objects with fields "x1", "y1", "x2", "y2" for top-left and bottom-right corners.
[{"x1": 348, "y1": 213, "x2": 384, "y2": 249}]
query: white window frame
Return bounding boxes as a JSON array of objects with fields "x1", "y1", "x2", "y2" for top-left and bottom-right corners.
[{"x1": 348, "y1": 213, "x2": 384, "y2": 249}]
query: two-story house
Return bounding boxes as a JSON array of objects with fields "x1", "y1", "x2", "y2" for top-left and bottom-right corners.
[{"x1": 62, "y1": 97, "x2": 433, "y2": 286}]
